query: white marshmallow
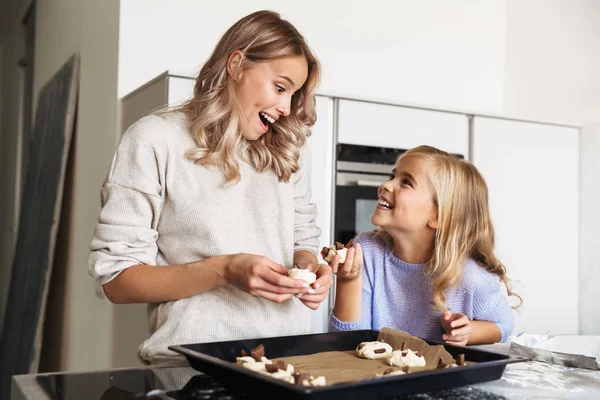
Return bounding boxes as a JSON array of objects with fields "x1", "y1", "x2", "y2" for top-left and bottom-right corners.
[{"x1": 287, "y1": 268, "x2": 316, "y2": 284}]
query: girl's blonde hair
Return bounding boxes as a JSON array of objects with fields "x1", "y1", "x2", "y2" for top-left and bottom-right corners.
[
  {"x1": 394, "y1": 145, "x2": 522, "y2": 310},
  {"x1": 175, "y1": 10, "x2": 321, "y2": 183}
]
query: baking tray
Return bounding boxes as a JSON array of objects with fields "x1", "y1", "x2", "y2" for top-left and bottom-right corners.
[{"x1": 169, "y1": 330, "x2": 528, "y2": 400}]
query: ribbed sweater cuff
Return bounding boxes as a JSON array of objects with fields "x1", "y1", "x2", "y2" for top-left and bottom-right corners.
[{"x1": 328, "y1": 312, "x2": 363, "y2": 332}]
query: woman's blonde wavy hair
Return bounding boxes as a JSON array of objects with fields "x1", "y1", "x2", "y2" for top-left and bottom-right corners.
[
  {"x1": 386, "y1": 145, "x2": 522, "y2": 311},
  {"x1": 174, "y1": 10, "x2": 321, "y2": 183}
]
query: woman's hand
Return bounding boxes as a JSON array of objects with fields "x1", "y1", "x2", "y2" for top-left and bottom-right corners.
[
  {"x1": 225, "y1": 253, "x2": 308, "y2": 303},
  {"x1": 324, "y1": 240, "x2": 362, "y2": 282},
  {"x1": 293, "y1": 261, "x2": 333, "y2": 310},
  {"x1": 440, "y1": 310, "x2": 472, "y2": 346}
]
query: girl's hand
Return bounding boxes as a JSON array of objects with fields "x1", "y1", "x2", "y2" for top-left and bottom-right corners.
[
  {"x1": 440, "y1": 310, "x2": 471, "y2": 346},
  {"x1": 323, "y1": 240, "x2": 362, "y2": 282},
  {"x1": 226, "y1": 253, "x2": 308, "y2": 303},
  {"x1": 294, "y1": 261, "x2": 333, "y2": 310}
]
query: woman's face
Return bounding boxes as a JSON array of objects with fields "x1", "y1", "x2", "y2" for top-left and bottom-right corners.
[
  {"x1": 232, "y1": 54, "x2": 309, "y2": 140},
  {"x1": 371, "y1": 156, "x2": 438, "y2": 236}
]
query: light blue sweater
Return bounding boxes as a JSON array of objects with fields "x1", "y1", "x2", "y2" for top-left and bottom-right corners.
[{"x1": 329, "y1": 231, "x2": 514, "y2": 342}]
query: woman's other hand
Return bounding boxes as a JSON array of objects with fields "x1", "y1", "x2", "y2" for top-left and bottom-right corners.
[
  {"x1": 225, "y1": 253, "x2": 308, "y2": 303},
  {"x1": 293, "y1": 261, "x2": 333, "y2": 310}
]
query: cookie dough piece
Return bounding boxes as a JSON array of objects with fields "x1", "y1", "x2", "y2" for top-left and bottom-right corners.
[
  {"x1": 276, "y1": 360, "x2": 294, "y2": 373},
  {"x1": 356, "y1": 341, "x2": 393, "y2": 359},
  {"x1": 242, "y1": 361, "x2": 269, "y2": 372},
  {"x1": 235, "y1": 356, "x2": 256, "y2": 365},
  {"x1": 269, "y1": 370, "x2": 295, "y2": 384},
  {"x1": 387, "y1": 349, "x2": 426, "y2": 368},
  {"x1": 265, "y1": 361, "x2": 295, "y2": 374},
  {"x1": 310, "y1": 376, "x2": 327, "y2": 386},
  {"x1": 293, "y1": 373, "x2": 327, "y2": 387},
  {"x1": 236, "y1": 356, "x2": 271, "y2": 365},
  {"x1": 287, "y1": 268, "x2": 316, "y2": 284},
  {"x1": 236, "y1": 356, "x2": 272, "y2": 373},
  {"x1": 322, "y1": 243, "x2": 349, "y2": 263},
  {"x1": 376, "y1": 367, "x2": 407, "y2": 377}
]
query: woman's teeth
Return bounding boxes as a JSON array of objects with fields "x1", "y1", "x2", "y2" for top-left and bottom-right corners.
[
  {"x1": 260, "y1": 112, "x2": 275, "y2": 124},
  {"x1": 378, "y1": 199, "x2": 393, "y2": 209}
]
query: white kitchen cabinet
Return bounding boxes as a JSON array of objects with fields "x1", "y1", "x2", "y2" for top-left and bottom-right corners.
[
  {"x1": 309, "y1": 95, "x2": 335, "y2": 333},
  {"x1": 580, "y1": 122, "x2": 600, "y2": 335},
  {"x1": 120, "y1": 71, "x2": 195, "y2": 133},
  {"x1": 471, "y1": 116, "x2": 580, "y2": 335},
  {"x1": 337, "y1": 99, "x2": 469, "y2": 158}
]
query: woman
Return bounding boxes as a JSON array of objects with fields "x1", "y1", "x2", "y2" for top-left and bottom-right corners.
[{"x1": 89, "y1": 10, "x2": 331, "y2": 366}]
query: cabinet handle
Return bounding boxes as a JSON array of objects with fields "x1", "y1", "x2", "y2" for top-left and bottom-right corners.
[{"x1": 347, "y1": 180, "x2": 383, "y2": 187}]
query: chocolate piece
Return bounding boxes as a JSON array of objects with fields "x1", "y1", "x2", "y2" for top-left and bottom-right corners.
[
  {"x1": 437, "y1": 358, "x2": 448, "y2": 369},
  {"x1": 321, "y1": 247, "x2": 329, "y2": 258},
  {"x1": 401, "y1": 350, "x2": 408, "y2": 356},
  {"x1": 456, "y1": 353, "x2": 465, "y2": 366},
  {"x1": 415, "y1": 351, "x2": 423, "y2": 358},
  {"x1": 374, "y1": 348, "x2": 387, "y2": 354},
  {"x1": 276, "y1": 360, "x2": 288, "y2": 370},
  {"x1": 294, "y1": 373, "x2": 311, "y2": 386},
  {"x1": 250, "y1": 344, "x2": 265, "y2": 362},
  {"x1": 335, "y1": 241, "x2": 344, "y2": 250},
  {"x1": 265, "y1": 364, "x2": 278, "y2": 373},
  {"x1": 400, "y1": 342, "x2": 405, "y2": 350},
  {"x1": 357, "y1": 343, "x2": 366, "y2": 350},
  {"x1": 241, "y1": 349, "x2": 248, "y2": 357}
]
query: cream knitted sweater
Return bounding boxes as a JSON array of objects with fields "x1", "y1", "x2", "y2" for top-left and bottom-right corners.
[{"x1": 89, "y1": 113, "x2": 320, "y2": 365}]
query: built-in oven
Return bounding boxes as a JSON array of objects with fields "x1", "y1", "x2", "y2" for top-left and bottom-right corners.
[{"x1": 333, "y1": 144, "x2": 407, "y2": 245}]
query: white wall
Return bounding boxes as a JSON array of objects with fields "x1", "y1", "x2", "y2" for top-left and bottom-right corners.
[
  {"x1": 504, "y1": 0, "x2": 600, "y2": 124},
  {"x1": 32, "y1": 0, "x2": 120, "y2": 371},
  {"x1": 119, "y1": 0, "x2": 507, "y2": 114}
]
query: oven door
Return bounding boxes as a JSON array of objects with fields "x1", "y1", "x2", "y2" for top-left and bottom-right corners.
[{"x1": 334, "y1": 172, "x2": 389, "y2": 244}]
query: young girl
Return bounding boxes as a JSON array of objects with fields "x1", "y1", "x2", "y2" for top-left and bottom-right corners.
[
  {"x1": 89, "y1": 10, "x2": 332, "y2": 365},
  {"x1": 328, "y1": 145, "x2": 520, "y2": 345}
]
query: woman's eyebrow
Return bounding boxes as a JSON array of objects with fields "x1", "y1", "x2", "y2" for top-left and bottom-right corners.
[{"x1": 278, "y1": 75, "x2": 295, "y2": 87}]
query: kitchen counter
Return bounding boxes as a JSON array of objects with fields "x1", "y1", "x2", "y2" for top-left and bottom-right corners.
[{"x1": 11, "y1": 345, "x2": 600, "y2": 400}]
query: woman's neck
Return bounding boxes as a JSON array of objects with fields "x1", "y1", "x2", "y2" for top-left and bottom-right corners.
[{"x1": 389, "y1": 230, "x2": 435, "y2": 264}]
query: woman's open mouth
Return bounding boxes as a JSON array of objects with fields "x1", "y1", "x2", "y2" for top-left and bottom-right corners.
[{"x1": 259, "y1": 112, "x2": 275, "y2": 132}]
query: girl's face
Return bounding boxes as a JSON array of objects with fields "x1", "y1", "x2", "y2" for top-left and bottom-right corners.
[
  {"x1": 371, "y1": 156, "x2": 438, "y2": 236},
  {"x1": 231, "y1": 53, "x2": 309, "y2": 140}
]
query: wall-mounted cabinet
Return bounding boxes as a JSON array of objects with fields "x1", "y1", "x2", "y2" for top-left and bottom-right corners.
[
  {"x1": 471, "y1": 117, "x2": 580, "y2": 335},
  {"x1": 337, "y1": 99, "x2": 469, "y2": 158}
]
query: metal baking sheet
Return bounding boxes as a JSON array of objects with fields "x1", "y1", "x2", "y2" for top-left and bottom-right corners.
[{"x1": 170, "y1": 330, "x2": 528, "y2": 400}]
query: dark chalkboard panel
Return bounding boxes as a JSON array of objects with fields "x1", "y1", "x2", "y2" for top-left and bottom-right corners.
[{"x1": 0, "y1": 54, "x2": 80, "y2": 397}]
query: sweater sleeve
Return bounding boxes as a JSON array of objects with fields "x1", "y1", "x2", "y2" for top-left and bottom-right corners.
[
  {"x1": 88, "y1": 116, "x2": 166, "y2": 286},
  {"x1": 292, "y1": 143, "x2": 321, "y2": 255},
  {"x1": 328, "y1": 233, "x2": 374, "y2": 331},
  {"x1": 472, "y1": 271, "x2": 515, "y2": 342}
]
